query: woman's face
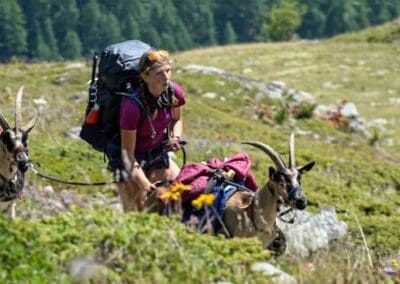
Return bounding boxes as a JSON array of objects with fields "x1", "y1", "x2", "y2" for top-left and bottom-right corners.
[{"x1": 142, "y1": 63, "x2": 172, "y2": 97}]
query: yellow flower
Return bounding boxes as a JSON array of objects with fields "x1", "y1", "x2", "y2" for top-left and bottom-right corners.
[
  {"x1": 191, "y1": 193, "x2": 215, "y2": 209},
  {"x1": 160, "y1": 191, "x2": 173, "y2": 201},
  {"x1": 202, "y1": 194, "x2": 215, "y2": 206},
  {"x1": 170, "y1": 182, "x2": 191, "y2": 193},
  {"x1": 390, "y1": 259, "x2": 398, "y2": 269},
  {"x1": 170, "y1": 192, "x2": 180, "y2": 201},
  {"x1": 160, "y1": 189, "x2": 182, "y2": 201}
]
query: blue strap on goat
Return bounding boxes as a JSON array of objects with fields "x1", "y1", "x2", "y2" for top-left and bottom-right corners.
[
  {"x1": 185, "y1": 169, "x2": 254, "y2": 234},
  {"x1": 187, "y1": 183, "x2": 238, "y2": 234}
]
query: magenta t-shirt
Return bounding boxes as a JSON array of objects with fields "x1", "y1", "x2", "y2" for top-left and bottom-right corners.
[{"x1": 119, "y1": 82, "x2": 185, "y2": 152}]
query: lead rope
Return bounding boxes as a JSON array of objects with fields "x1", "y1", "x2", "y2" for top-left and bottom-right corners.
[
  {"x1": 277, "y1": 206, "x2": 296, "y2": 224},
  {"x1": 28, "y1": 162, "x2": 115, "y2": 186}
]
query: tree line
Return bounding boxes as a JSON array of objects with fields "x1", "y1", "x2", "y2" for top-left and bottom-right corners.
[{"x1": 1, "y1": 0, "x2": 399, "y2": 61}]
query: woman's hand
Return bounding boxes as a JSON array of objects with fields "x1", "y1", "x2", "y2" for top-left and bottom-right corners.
[{"x1": 166, "y1": 136, "x2": 182, "y2": 152}]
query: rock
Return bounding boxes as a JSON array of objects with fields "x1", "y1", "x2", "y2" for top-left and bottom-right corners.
[
  {"x1": 65, "y1": 62, "x2": 85, "y2": 69},
  {"x1": 277, "y1": 207, "x2": 348, "y2": 257},
  {"x1": 33, "y1": 97, "x2": 48, "y2": 106},
  {"x1": 43, "y1": 185, "x2": 54, "y2": 197},
  {"x1": 65, "y1": 127, "x2": 82, "y2": 139},
  {"x1": 202, "y1": 92, "x2": 218, "y2": 99},
  {"x1": 251, "y1": 262, "x2": 297, "y2": 283},
  {"x1": 340, "y1": 102, "x2": 359, "y2": 118},
  {"x1": 69, "y1": 256, "x2": 108, "y2": 283}
]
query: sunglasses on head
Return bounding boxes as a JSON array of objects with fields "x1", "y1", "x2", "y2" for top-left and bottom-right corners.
[{"x1": 147, "y1": 50, "x2": 169, "y2": 61}]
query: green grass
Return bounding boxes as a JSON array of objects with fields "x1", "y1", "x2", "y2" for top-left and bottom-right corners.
[
  {"x1": 0, "y1": 208, "x2": 270, "y2": 283},
  {"x1": 332, "y1": 18, "x2": 400, "y2": 43},
  {"x1": 0, "y1": 21, "x2": 400, "y2": 282}
]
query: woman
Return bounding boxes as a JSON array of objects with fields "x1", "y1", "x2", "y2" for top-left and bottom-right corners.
[{"x1": 107, "y1": 49, "x2": 185, "y2": 212}]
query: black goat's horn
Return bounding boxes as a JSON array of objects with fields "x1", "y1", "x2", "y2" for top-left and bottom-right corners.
[{"x1": 242, "y1": 141, "x2": 286, "y2": 169}]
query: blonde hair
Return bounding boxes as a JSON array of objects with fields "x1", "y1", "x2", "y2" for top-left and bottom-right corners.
[{"x1": 138, "y1": 49, "x2": 171, "y2": 75}]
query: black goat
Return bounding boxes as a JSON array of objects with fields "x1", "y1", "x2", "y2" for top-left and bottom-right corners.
[{"x1": 0, "y1": 87, "x2": 37, "y2": 218}]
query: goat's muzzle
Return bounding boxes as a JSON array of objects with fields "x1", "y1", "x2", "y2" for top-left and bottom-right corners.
[
  {"x1": 288, "y1": 186, "x2": 307, "y2": 210},
  {"x1": 15, "y1": 148, "x2": 30, "y2": 173}
]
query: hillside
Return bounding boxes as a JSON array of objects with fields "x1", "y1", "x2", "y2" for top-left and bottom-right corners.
[
  {"x1": 0, "y1": 29, "x2": 399, "y2": 282},
  {"x1": 332, "y1": 18, "x2": 400, "y2": 43}
]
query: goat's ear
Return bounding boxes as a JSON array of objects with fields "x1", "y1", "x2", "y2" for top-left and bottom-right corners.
[
  {"x1": 21, "y1": 116, "x2": 38, "y2": 133},
  {"x1": 269, "y1": 167, "x2": 276, "y2": 178},
  {"x1": 0, "y1": 113, "x2": 10, "y2": 131},
  {"x1": 298, "y1": 161, "x2": 315, "y2": 173}
]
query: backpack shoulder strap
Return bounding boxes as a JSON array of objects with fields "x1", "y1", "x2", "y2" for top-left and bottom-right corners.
[{"x1": 115, "y1": 90, "x2": 147, "y2": 123}]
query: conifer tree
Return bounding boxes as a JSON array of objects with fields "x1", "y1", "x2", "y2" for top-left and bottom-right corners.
[
  {"x1": 222, "y1": 21, "x2": 237, "y2": 45},
  {"x1": 79, "y1": 0, "x2": 102, "y2": 55},
  {"x1": 42, "y1": 18, "x2": 59, "y2": 60},
  {"x1": 324, "y1": 0, "x2": 360, "y2": 36},
  {"x1": 173, "y1": 0, "x2": 216, "y2": 46},
  {"x1": 0, "y1": 0, "x2": 27, "y2": 60},
  {"x1": 123, "y1": 15, "x2": 141, "y2": 40},
  {"x1": 98, "y1": 13, "x2": 123, "y2": 49},
  {"x1": 215, "y1": 0, "x2": 265, "y2": 43},
  {"x1": 142, "y1": 26, "x2": 162, "y2": 47},
  {"x1": 60, "y1": 30, "x2": 82, "y2": 59},
  {"x1": 174, "y1": 20, "x2": 194, "y2": 50},
  {"x1": 31, "y1": 21, "x2": 51, "y2": 60},
  {"x1": 51, "y1": 0, "x2": 80, "y2": 41}
]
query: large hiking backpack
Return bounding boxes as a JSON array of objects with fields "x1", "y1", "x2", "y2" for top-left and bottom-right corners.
[{"x1": 79, "y1": 40, "x2": 152, "y2": 152}]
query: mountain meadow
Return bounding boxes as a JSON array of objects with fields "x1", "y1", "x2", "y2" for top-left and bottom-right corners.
[{"x1": 0, "y1": 20, "x2": 399, "y2": 283}]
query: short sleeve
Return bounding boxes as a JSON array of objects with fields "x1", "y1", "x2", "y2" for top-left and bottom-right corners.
[
  {"x1": 171, "y1": 81, "x2": 185, "y2": 107},
  {"x1": 120, "y1": 97, "x2": 141, "y2": 130}
]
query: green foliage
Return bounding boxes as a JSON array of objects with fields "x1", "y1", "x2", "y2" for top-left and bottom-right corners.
[
  {"x1": 0, "y1": 208, "x2": 270, "y2": 282},
  {"x1": 60, "y1": 30, "x2": 82, "y2": 59},
  {"x1": 0, "y1": 0, "x2": 399, "y2": 60},
  {"x1": 293, "y1": 103, "x2": 317, "y2": 119},
  {"x1": 222, "y1": 21, "x2": 237, "y2": 45},
  {"x1": 274, "y1": 106, "x2": 289, "y2": 124},
  {"x1": 261, "y1": 0, "x2": 306, "y2": 41},
  {"x1": 122, "y1": 15, "x2": 140, "y2": 39},
  {"x1": 214, "y1": 0, "x2": 266, "y2": 42},
  {"x1": 0, "y1": 0, "x2": 27, "y2": 60},
  {"x1": 0, "y1": 32, "x2": 400, "y2": 282},
  {"x1": 332, "y1": 18, "x2": 400, "y2": 43}
]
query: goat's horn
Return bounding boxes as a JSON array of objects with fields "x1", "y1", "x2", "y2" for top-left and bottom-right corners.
[
  {"x1": 242, "y1": 141, "x2": 286, "y2": 169},
  {"x1": 15, "y1": 86, "x2": 24, "y2": 130},
  {"x1": 0, "y1": 112, "x2": 10, "y2": 130},
  {"x1": 289, "y1": 133, "x2": 295, "y2": 169}
]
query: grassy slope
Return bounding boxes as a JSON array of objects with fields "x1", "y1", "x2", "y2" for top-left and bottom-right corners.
[{"x1": 0, "y1": 20, "x2": 399, "y2": 282}]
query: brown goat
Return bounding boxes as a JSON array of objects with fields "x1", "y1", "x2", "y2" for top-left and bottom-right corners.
[
  {"x1": 141, "y1": 134, "x2": 315, "y2": 255},
  {"x1": 0, "y1": 87, "x2": 37, "y2": 218},
  {"x1": 223, "y1": 134, "x2": 314, "y2": 255}
]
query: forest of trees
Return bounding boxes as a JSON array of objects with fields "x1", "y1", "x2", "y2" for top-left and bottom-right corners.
[{"x1": 0, "y1": 0, "x2": 399, "y2": 61}]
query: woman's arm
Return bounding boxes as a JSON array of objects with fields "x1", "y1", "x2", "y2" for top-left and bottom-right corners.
[
  {"x1": 120, "y1": 129, "x2": 152, "y2": 190},
  {"x1": 171, "y1": 106, "x2": 183, "y2": 139}
]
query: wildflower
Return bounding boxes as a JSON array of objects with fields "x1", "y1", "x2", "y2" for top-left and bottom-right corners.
[
  {"x1": 160, "y1": 190, "x2": 180, "y2": 201},
  {"x1": 170, "y1": 182, "x2": 191, "y2": 193},
  {"x1": 159, "y1": 182, "x2": 190, "y2": 202},
  {"x1": 390, "y1": 259, "x2": 398, "y2": 269},
  {"x1": 192, "y1": 193, "x2": 215, "y2": 209}
]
